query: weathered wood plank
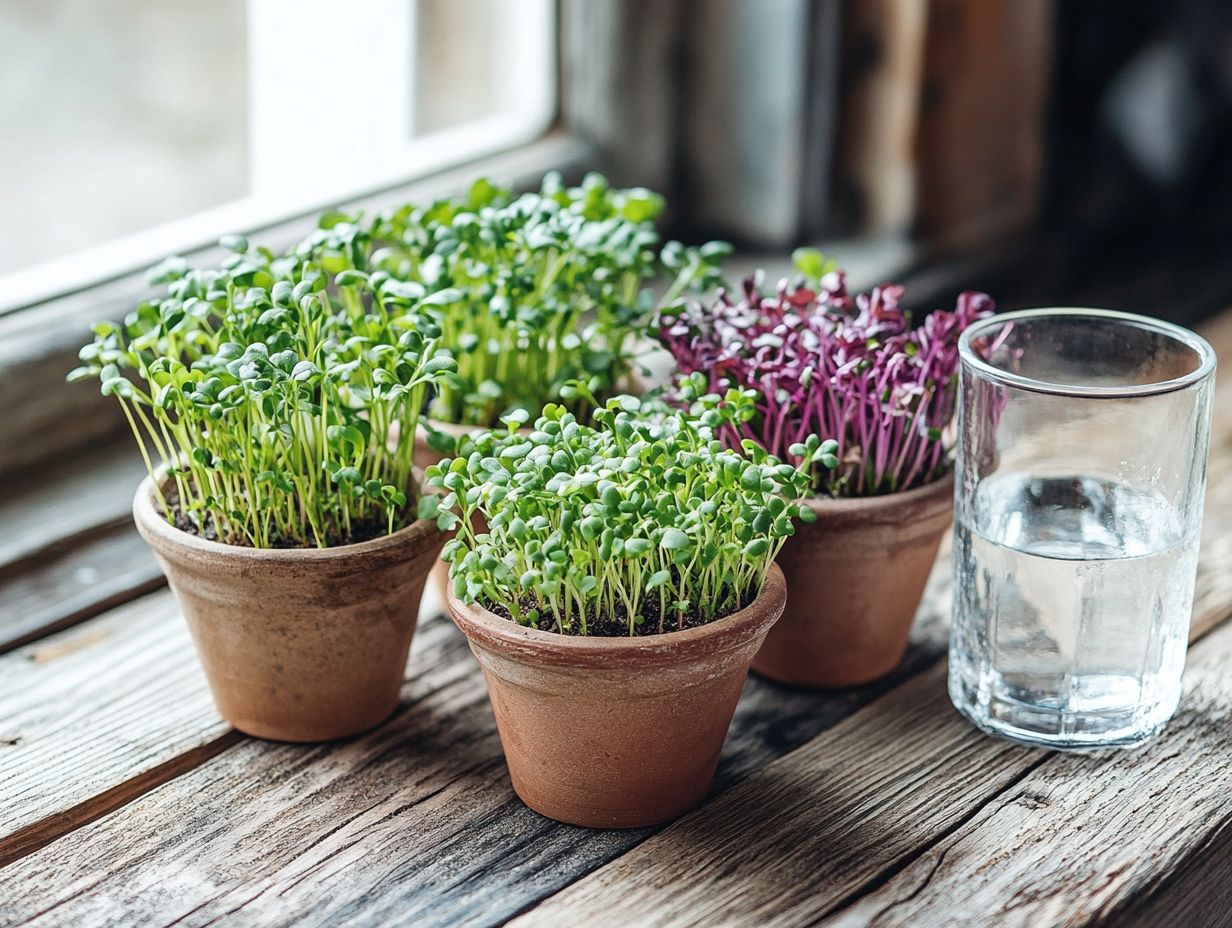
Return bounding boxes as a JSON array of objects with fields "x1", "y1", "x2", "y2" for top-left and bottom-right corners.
[
  {"x1": 816, "y1": 619, "x2": 1232, "y2": 928},
  {"x1": 1112, "y1": 815, "x2": 1232, "y2": 928},
  {"x1": 0, "y1": 443, "x2": 146, "y2": 572},
  {"x1": 509, "y1": 663, "x2": 1043, "y2": 928},
  {"x1": 509, "y1": 578, "x2": 1232, "y2": 928},
  {"x1": 0, "y1": 523, "x2": 162, "y2": 653},
  {"x1": 0, "y1": 574, "x2": 952, "y2": 928},
  {"x1": 0, "y1": 592, "x2": 230, "y2": 866},
  {"x1": 914, "y1": 0, "x2": 1054, "y2": 250}
]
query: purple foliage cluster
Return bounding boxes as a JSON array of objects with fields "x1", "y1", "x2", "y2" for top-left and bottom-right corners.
[{"x1": 657, "y1": 269, "x2": 995, "y2": 497}]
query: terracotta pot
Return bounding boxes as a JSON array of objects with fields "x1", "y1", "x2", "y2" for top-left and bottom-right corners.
[
  {"x1": 752, "y1": 474, "x2": 954, "y2": 688},
  {"x1": 133, "y1": 475, "x2": 446, "y2": 742},
  {"x1": 447, "y1": 564, "x2": 786, "y2": 828}
]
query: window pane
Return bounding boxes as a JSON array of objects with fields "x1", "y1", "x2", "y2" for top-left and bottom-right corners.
[
  {"x1": 0, "y1": 0, "x2": 554, "y2": 310},
  {"x1": 0, "y1": 0, "x2": 248, "y2": 276},
  {"x1": 414, "y1": 0, "x2": 504, "y2": 135}
]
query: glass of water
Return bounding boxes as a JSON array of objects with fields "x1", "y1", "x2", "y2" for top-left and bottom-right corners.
[{"x1": 950, "y1": 308, "x2": 1215, "y2": 748}]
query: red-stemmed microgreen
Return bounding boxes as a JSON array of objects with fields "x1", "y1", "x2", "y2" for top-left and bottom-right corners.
[{"x1": 657, "y1": 250, "x2": 995, "y2": 497}]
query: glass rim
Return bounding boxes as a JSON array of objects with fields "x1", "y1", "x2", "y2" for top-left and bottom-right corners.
[{"x1": 958, "y1": 307, "x2": 1217, "y2": 398}]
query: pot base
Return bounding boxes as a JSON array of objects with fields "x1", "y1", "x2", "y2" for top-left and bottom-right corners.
[
  {"x1": 224, "y1": 698, "x2": 400, "y2": 743},
  {"x1": 134, "y1": 474, "x2": 444, "y2": 743},
  {"x1": 511, "y1": 778, "x2": 709, "y2": 829}
]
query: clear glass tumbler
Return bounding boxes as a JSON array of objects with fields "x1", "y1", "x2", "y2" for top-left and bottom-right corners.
[{"x1": 950, "y1": 308, "x2": 1216, "y2": 748}]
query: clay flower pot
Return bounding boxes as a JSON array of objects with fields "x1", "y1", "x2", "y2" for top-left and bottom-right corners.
[
  {"x1": 753, "y1": 474, "x2": 953, "y2": 688},
  {"x1": 447, "y1": 564, "x2": 787, "y2": 828},
  {"x1": 133, "y1": 475, "x2": 446, "y2": 742}
]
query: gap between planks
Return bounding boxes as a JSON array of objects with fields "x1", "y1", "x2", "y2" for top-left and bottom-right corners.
[{"x1": 0, "y1": 441, "x2": 160, "y2": 653}]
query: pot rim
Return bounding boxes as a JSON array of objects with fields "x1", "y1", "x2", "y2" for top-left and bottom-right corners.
[
  {"x1": 448, "y1": 562, "x2": 786, "y2": 668},
  {"x1": 804, "y1": 469, "x2": 954, "y2": 514},
  {"x1": 133, "y1": 470, "x2": 442, "y2": 564}
]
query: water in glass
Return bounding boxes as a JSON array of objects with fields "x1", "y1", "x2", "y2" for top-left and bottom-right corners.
[{"x1": 950, "y1": 471, "x2": 1199, "y2": 747}]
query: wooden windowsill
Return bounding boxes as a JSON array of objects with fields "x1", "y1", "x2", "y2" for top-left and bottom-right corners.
[{"x1": 1, "y1": 309, "x2": 1230, "y2": 927}]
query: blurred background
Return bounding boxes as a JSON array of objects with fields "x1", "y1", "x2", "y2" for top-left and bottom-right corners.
[{"x1": 3, "y1": 0, "x2": 1232, "y2": 475}]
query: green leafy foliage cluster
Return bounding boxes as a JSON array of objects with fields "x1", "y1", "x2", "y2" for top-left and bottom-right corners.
[
  {"x1": 426, "y1": 376, "x2": 838, "y2": 637},
  {"x1": 71, "y1": 223, "x2": 459, "y2": 548},
  {"x1": 368, "y1": 173, "x2": 730, "y2": 427}
]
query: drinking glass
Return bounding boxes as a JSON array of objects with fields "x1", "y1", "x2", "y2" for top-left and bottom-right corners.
[{"x1": 949, "y1": 308, "x2": 1215, "y2": 748}]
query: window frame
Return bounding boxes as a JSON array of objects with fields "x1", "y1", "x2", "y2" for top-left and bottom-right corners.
[{"x1": 0, "y1": 0, "x2": 557, "y2": 318}]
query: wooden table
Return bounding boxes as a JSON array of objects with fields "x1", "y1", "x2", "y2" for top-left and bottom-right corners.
[{"x1": 3, "y1": 319, "x2": 1232, "y2": 928}]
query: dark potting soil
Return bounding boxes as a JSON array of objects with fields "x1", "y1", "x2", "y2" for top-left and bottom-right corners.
[
  {"x1": 483, "y1": 592, "x2": 752, "y2": 639},
  {"x1": 164, "y1": 487, "x2": 406, "y2": 549}
]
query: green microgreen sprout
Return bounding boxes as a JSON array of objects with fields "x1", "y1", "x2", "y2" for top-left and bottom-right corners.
[
  {"x1": 69, "y1": 220, "x2": 460, "y2": 548},
  {"x1": 367, "y1": 172, "x2": 731, "y2": 429},
  {"x1": 426, "y1": 374, "x2": 837, "y2": 637}
]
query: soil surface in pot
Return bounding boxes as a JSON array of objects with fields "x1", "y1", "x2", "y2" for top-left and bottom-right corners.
[
  {"x1": 485, "y1": 592, "x2": 743, "y2": 637},
  {"x1": 163, "y1": 486, "x2": 412, "y2": 548}
]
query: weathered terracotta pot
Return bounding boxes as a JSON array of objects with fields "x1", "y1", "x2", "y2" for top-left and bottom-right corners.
[
  {"x1": 752, "y1": 474, "x2": 954, "y2": 688},
  {"x1": 447, "y1": 564, "x2": 786, "y2": 828},
  {"x1": 133, "y1": 475, "x2": 446, "y2": 742}
]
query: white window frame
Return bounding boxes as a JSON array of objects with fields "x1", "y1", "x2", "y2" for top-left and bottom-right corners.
[{"x1": 0, "y1": 0, "x2": 555, "y2": 316}]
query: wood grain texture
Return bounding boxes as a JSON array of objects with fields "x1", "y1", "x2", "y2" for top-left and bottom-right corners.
[
  {"x1": 0, "y1": 442, "x2": 163, "y2": 652},
  {"x1": 0, "y1": 574, "x2": 953, "y2": 928},
  {"x1": 0, "y1": 523, "x2": 162, "y2": 653},
  {"x1": 0, "y1": 592, "x2": 230, "y2": 866},
  {"x1": 511, "y1": 663, "x2": 1049, "y2": 928},
  {"x1": 817, "y1": 619, "x2": 1232, "y2": 928},
  {"x1": 510, "y1": 568, "x2": 1232, "y2": 928},
  {"x1": 914, "y1": 0, "x2": 1054, "y2": 249},
  {"x1": 0, "y1": 443, "x2": 146, "y2": 572}
]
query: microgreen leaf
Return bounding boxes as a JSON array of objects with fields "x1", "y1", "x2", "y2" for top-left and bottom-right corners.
[
  {"x1": 656, "y1": 264, "x2": 994, "y2": 497},
  {"x1": 427, "y1": 395, "x2": 814, "y2": 636},
  {"x1": 72, "y1": 219, "x2": 459, "y2": 547},
  {"x1": 366, "y1": 174, "x2": 729, "y2": 429}
]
